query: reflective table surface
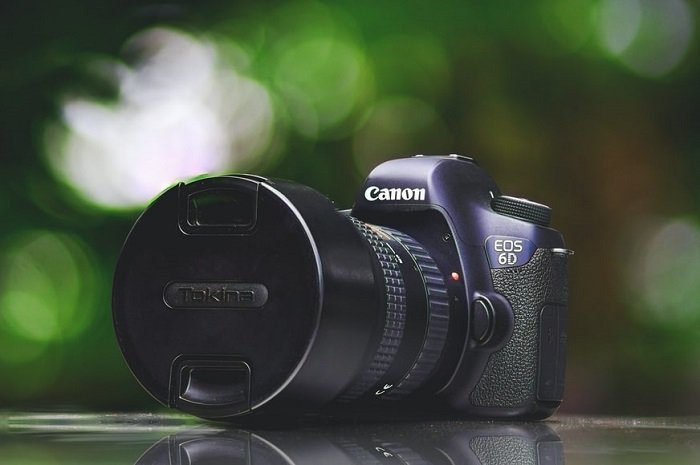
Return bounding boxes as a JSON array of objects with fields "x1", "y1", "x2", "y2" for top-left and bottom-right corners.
[{"x1": 2, "y1": 413, "x2": 700, "y2": 464}]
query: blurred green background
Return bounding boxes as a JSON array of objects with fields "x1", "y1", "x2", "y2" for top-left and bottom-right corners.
[{"x1": 1, "y1": 0, "x2": 699, "y2": 416}]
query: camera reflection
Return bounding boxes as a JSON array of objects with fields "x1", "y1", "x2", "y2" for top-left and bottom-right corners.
[{"x1": 136, "y1": 422, "x2": 563, "y2": 465}]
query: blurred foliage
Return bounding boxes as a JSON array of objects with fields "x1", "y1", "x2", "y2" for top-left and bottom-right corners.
[{"x1": 1, "y1": 0, "x2": 700, "y2": 415}]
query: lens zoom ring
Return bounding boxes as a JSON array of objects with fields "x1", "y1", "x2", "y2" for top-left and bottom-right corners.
[
  {"x1": 383, "y1": 229, "x2": 449, "y2": 397},
  {"x1": 338, "y1": 218, "x2": 407, "y2": 401}
]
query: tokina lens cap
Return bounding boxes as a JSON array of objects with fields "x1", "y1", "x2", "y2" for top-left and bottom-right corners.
[{"x1": 113, "y1": 176, "x2": 326, "y2": 419}]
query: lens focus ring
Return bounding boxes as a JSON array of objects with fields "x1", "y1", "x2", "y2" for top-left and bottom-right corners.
[
  {"x1": 338, "y1": 218, "x2": 407, "y2": 401},
  {"x1": 382, "y1": 229, "x2": 449, "y2": 398}
]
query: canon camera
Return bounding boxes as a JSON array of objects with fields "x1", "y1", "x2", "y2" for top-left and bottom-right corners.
[{"x1": 112, "y1": 154, "x2": 571, "y2": 420}]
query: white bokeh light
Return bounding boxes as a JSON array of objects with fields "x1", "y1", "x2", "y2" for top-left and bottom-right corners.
[
  {"x1": 599, "y1": 0, "x2": 643, "y2": 54},
  {"x1": 45, "y1": 28, "x2": 275, "y2": 209},
  {"x1": 598, "y1": 0, "x2": 694, "y2": 77}
]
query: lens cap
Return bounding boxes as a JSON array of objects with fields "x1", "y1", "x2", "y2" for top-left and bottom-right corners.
[{"x1": 113, "y1": 176, "x2": 323, "y2": 419}]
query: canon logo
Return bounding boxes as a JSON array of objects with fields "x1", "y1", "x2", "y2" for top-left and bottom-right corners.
[{"x1": 364, "y1": 186, "x2": 426, "y2": 202}]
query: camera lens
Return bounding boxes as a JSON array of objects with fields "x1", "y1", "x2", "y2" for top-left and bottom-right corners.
[
  {"x1": 113, "y1": 176, "x2": 451, "y2": 419},
  {"x1": 338, "y1": 218, "x2": 449, "y2": 401}
]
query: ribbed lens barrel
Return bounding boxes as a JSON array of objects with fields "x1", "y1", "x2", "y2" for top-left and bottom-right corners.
[
  {"x1": 382, "y1": 228, "x2": 450, "y2": 399},
  {"x1": 338, "y1": 218, "x2": 449, "y2": 401}
]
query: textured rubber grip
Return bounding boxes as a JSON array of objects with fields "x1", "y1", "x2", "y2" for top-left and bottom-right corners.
[{"x1": 470, "y1": 249, "x2": 569, "y2": 408}]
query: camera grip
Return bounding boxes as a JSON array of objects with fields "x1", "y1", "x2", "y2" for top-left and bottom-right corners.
[{"x1": 470, "y1": 249, "x2": 569, "y2": 409}]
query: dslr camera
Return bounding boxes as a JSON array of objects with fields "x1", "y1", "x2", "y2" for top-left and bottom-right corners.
[{"x1": 113, "y1": 154, "x2": 571, "y2": 420}]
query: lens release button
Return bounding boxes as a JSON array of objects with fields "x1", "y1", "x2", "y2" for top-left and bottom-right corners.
[{"x1": 471, "y1": 298, "x2": 495, "y2": 344}]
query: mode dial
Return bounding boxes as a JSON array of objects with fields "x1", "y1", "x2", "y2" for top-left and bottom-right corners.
[{"x1": 491, "y1": 195, "x2": 551, "y2": 227}]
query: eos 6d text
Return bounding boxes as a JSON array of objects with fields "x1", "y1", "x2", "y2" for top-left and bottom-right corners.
[{"x1": 494, "y1": 239, "x2": 523, "y2": 265}]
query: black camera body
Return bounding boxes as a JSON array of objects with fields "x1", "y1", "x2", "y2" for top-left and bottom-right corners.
[{"x1": 113, "y1": 155, "x2": 570, "y2": 420}]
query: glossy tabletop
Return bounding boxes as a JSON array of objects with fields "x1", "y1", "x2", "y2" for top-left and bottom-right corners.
[{"x1": 1, "y1": 413, "x2": 699, "y2": 464}]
